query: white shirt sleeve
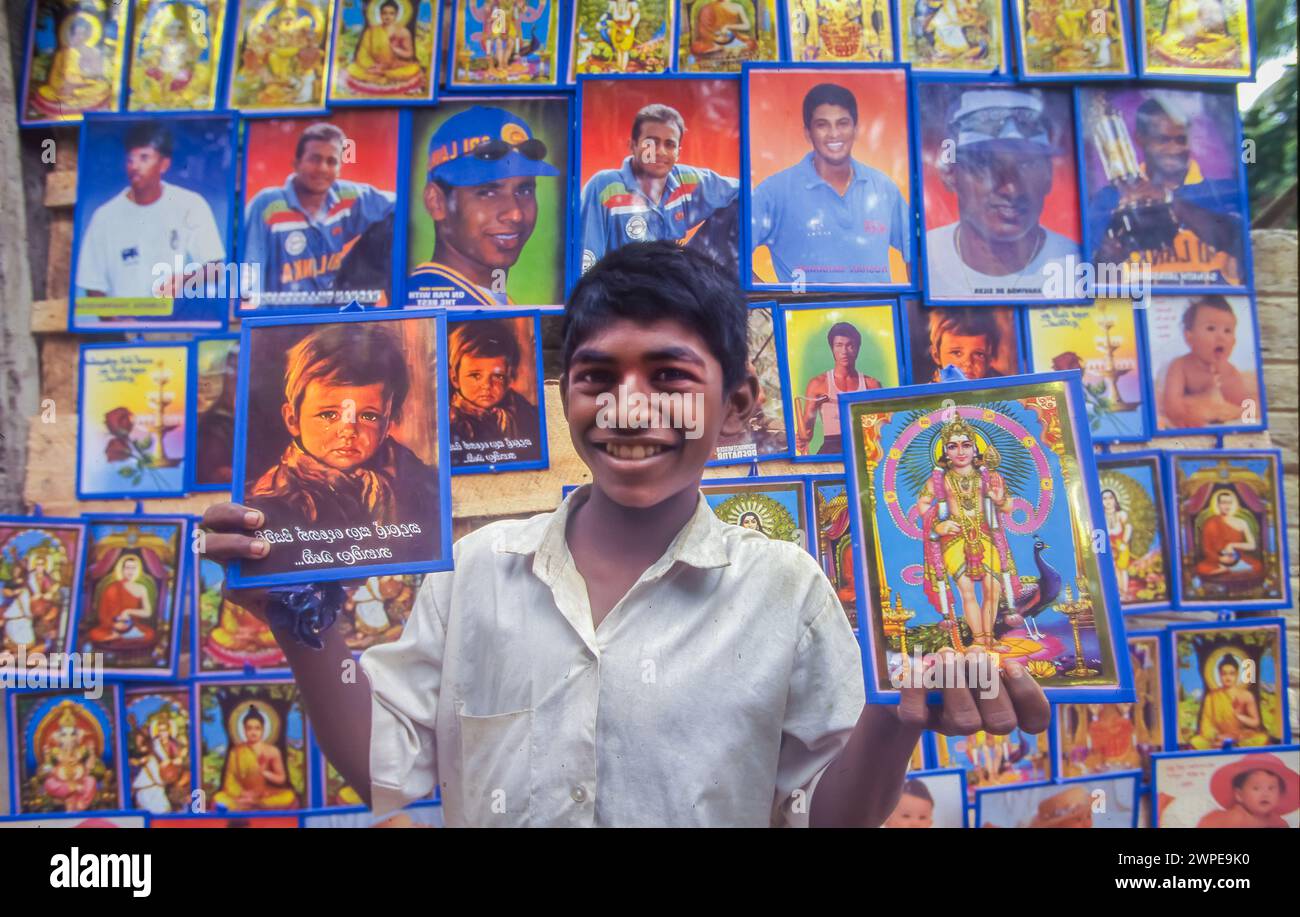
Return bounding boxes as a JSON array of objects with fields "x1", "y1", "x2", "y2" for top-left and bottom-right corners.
[
  {"x1": 75, "y1": 204, "x2": 110, "y2": 293},
  {"x1": 185, "y1": 190, "x2": 227, "y2": 264},
  {"x1": 359, "y1": 570, "x2": 450, "y2": 817},
  {"x1": 771, "y1": 567, "x2": 866, "y2": 828}
]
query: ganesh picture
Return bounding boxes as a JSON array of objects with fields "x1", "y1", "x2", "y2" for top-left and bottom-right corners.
[
  {"x1": 74, "y1": 518, "x2": 184, "y2": 676},
  {"x1": 229, "y1": 0, "x2": 333, "y2": 111},
  {"x1": 677, "y1": 0, "x2": 779, "y2": 72},
  {"x1": 1060, "y1": 635, "x2": 1166, "y2": 781},
  {"x1": 330, "y1": 0, "x2": 437, "y2": 101},
  {"x1": 339, "y1": 574, "x2": 420, "y2": 650},
  {"x1": 712, "y1": 305, "x2": 790, "y2": 463},
  {"x1": 452, "y1": 0, "x2": 559, "y2": 86},
  {"x1": 196, "y1": 556, "x2": 287, "y2": 673},
  {"x1": 11, "y1": 689, "x2": 124, "y2": 814},
  {"x1": 977, "y1": 774, "x2": 1138, "y2": 827},
  {"x1": 127, "y1": 0, "x2": 227, "y2": 111},
  {"x1": 199, "y1": 681, "x2": 308, "y2": 812},
  {"x1": 935, "y1": 725, "x2": 1052, "y2": 800},
  {"x1": 123, "y1": 686, "x2": 192, "y2": 814},
  {"x1": 843, "y1": 376, "x2": 1126, "y2": 699},
  {"x1": 786, "y1": 0, "x2": 893, "y2": 62},
  {"x1": 1139, "y1": 0, "x2": 1253, "y2": 80},
  {"x1": 1015, "y1": 0, "x2": 1132, "y2": 78},
  {"x1": 1025, "y1": 301, "x2": 1149, "y2": 441},
  {"x1": 77, "y1": 344, "x2": 190, "y2": 498},
  {"x1": 570, "y1": 0, "x2": 675, "y2": 77},
  {"x1": 1171, "y1": 622, "x2": 1288, "y2": 752},
  {"x1": 21, "y1": 0, "x2": 128, "y2": 125},
  {"x1": 1154, "y1": 747, "x2": 1299, "y2": 828},
  {"x1": 896, "y1": 0, "x2": 1007, "y2": 73},
  {"x1": 701, "y1": 478, "x2": 811, "y2": 549},
  {"x1": 812, "y1": 478, "x2": 857, "y2": 628},
  {"x1": 1171, "y1": 451, "x2": 1287, "y2": 608},
  {"x1": 0, "y1": 520, "x2": 85, "y2": 660},
  {"x1": 1095, "y1": 452, "x2": 1172, "y2": 610}
]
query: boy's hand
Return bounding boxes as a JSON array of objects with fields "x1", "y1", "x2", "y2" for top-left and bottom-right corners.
[
  {"x1": 199, "y1": 502, "x2": 273, "y2": 619},
  {"x1": 896, "y1": 650, "x2": 1052, "y2": 737}
]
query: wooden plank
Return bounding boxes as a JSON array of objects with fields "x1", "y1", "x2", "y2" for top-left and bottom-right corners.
[
  {"x1": 31, "y1": 297, "x2": 67, "y2": 333},
  {"x1": 45, "y1": 210, "x2": 73, "y2": 299},
  {"x1": 1251, "y1": 229, "x2": 1299, "y2": 294},
  {"x1": 1258, "y1": 294, "x2": 1300, "y2": 363},
  {"x1": 43, "y1": 170, "x2": 76, "y2": 208}
]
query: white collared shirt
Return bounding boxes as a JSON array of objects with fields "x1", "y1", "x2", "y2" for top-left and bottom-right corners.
[{"x1": 360, "y1": 485, "x2": 865, "y2": 827}]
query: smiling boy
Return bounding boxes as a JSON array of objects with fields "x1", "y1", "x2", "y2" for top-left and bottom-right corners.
[{"x1": 202, "y1": 241, "x2": 1048, "y2": 827}]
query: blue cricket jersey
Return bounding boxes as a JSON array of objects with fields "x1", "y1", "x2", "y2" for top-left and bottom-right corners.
[
  {"x1": 406, "y1": 262, "x2": 513, "y2": 308},
  {"x1": 241, "y1": 176, "x2": 394, "y2": 307},
  {"x1": 750, "y1": 152, "x2": 912, "y2": 285},
  {"x1": 578, "y1": 156, "x2": 740, "y2": 272}
]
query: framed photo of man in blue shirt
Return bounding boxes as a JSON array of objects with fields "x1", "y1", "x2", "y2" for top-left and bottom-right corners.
[{"x1": 742, "y1": 64, "x2": 915, "y2": 293}]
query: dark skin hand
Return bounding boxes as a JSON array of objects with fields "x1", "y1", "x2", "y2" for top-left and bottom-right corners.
[{"x1": 198, "y1": 502, "x2": 375, "y2": 808}]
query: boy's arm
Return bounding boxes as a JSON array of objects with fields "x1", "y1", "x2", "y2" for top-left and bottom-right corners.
[{"x1": 810, "y1": 655, "x2": 1051, "y2": 827}]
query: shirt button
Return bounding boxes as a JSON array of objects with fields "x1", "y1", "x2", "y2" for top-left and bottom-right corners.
[{"x1": 571, "y1": 785, "x2": 588, "y2": 803}]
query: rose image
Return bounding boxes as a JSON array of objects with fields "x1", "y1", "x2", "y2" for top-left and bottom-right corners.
[
  {"x1": 105, "y1": 407, "x2": 134, "y2": 437},
  {"x1": 104, "y1": 437, "x2": 133, "y2": 462}
]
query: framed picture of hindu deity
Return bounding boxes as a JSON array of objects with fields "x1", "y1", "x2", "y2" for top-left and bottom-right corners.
[
  {"x1": 1136, "y1": 0, "x2": 1256, "y2": 82},
  {"x1": 227, "y1": 0, "x2": 335, "y2": 114},
  {"x1": 1009, "y1": 0, "x2": 1135, "y2": 81},
  {"x1": 699, "y1": 474, "x2": 815, "y2": 554},
  {"x1": 840, "y1": 370, "x2": 1134, "y2": 703},
  {"x1": 893, "y1": 0, "x2": 1008, "y2": 75},
  {"x1": 567, "y1": 0, "x2": 676, "y2": 80},
  {"x1": 930, "y1": 716, "x2": 1056, "y2": 801},
  {"x1": 1094, "y1": 450, "x2": 1174, "y2": 612},
  {"x1": 125, "y1": 0, "x2": 231, "y2": 112},
  {"x1": 1152, "y1": 745, "x2": 1299, "y2": 828},
  {"x1": 6, "y1": 687, "x2": 126, "y2": 814},
  {"x1": 0, "y1": 515, "x2": 87, "y2": 665},
  {"x1": 807, "y1": 474, "x2": 858, "y2": 629},
  {"x1": 975, "y1": 771, "x2": 1140, "y2": 827},
  {"x1": 1167, "y1": 449, "x2": 1290, "y2": 610},
  {"x1": 1058, "y1": 630, "x2": 1170, "y2": 787},
  {"x1": 120, "y1": 684, "x2": 193, "y2": 815},
  {"x1": 782, "y1": 0, "x2": 895, "y2": 62},
  {"x1": 327, "y1": 0, "x2": 440, "y2": 103},
  {"x1": 193, "y1": 554, "x2": 290, "y2": 675},
  {"x1": 1165, "y1": 618, "x2": 1291, "y2": 753},
  {"x1": 20, "y1": 0, "x2": 129, "y2": 127},
  {"x1": 449, "y1": 0, "x2": 563, "y2": 89}
]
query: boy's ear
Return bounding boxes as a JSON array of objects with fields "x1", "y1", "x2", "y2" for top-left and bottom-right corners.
[
  {"x1": 558, "y1": 372, "x2": 569, "y2": 412},
  {"x1": 282, "y1": 402, "x2": 301, "y2": 439},
  {"x1": 718, "y1": 364, "x2": 760, "y2": 439},
  {"x1": 424, "y1": 181, "x2": 447, "y2": 221}
]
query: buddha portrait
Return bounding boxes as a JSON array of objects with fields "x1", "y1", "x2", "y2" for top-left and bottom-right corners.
[
  {"x1": 206, "y1": 594, "x2": 283, "y2": 667},
  {"x1": 87, "y1": 554, "x2": 158, "y2": 651},
  {"x1": 1190, "y1": 653, "x2": 1270, "y2": 750},
  {"x1": 1194, "y1": 489, "x2": 1264, "y2": 586},
  {"x1": 33, "y1": 10, "x2": 113, "y2": 116},
  {"x1": 344, "y1": 0, "x2": 423, "y2": 93},
  {"x1": 213, "y1": 702, "x2": 298, "y2": 810}
]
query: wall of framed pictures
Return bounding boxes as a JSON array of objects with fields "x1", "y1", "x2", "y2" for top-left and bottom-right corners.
[{"x1": 2, "y1": 0, "x2": 1296, "y2": 828}]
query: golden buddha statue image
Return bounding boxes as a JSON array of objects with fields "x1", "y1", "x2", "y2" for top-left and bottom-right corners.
[
  {"x1": 341, "y1": 0, "x2": 424, "y2": 95},
  {"x1": 1147, "y1": 0, "x2": 1244, "y2": 71},
  {"x1": 129, "y1": 0, "x2": 220, "y2": 109},
  {"x1": 688, "y1": 0, "x2": 759, "y2": 59},
  {"x1": 32, "y1": 9, "x2": 115, "y2": 118},
  {"x1": 205, "y1": 594, "x2": 283, "y2": 668},
  {"x1": 232, "y1": 0, "x2": 329, "y2": 108},
  {"x1": 213, "y1": 702, "x2": 299, "y2": 810},
  {"x1": 1189, "y1": 652, "x2": 1270, "y2": 750}
]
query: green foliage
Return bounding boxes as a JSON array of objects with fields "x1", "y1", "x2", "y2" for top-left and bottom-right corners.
[{"x1": 1244, "y1": 0, "x2": 1297, "y2": 225}]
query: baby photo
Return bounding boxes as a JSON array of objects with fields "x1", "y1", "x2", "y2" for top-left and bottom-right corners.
[
  {"x1": 1154, "y1": 747, "x2": 1299, "y2": 828},
  {"x1": 881, "y1": 769, "x2": 967, "y2": 828},
  {"x1": 233, "y1": 310, "x2": 451, "y2": 586},
  {"x1": 1145, "y1": 294, "x2": 1265, "y2": 433},
  {"x1": 447, "y1": 313, "x2": 546, "y2": 472},
  {"x1": 976, "y1": 774, "x2": 1139, "y2": 828}
]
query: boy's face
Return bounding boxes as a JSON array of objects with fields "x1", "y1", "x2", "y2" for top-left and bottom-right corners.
[
  {"x1": 285, "y1": 379, "x2": 392, "y2": 472},
  {"x1": 934, "y1": 331, "x2": 992, "y2": 379},
  {"x1": 1184, "y1": 305, "x2": 1237, "y2": 364},
  {"x1": 562, "y1": 318, "x2": 757, "y2": 509},
  {"x1": 456, "y1": 354, "x2": 511, "y2": 411}
]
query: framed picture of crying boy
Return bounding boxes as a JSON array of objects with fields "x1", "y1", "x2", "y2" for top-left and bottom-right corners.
[{"x1": 230, "y1": 309, "x2": 453, "y2": 587}]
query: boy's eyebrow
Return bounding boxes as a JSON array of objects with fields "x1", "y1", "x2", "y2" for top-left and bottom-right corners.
[{"x1": 569, "y1": 345, "x2": 707, "y2": 366}]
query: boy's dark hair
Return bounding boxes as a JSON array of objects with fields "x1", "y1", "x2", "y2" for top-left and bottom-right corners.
[
  {"x1": 803, "y1": 83, "x2": 858, "y2": 130},
  {"x1": 1182, "y1": 294, "x2": 1235, "y2": 332},
  {"x1": 283, "y1": 324, "x2": 410, "y2": 422},
  {"x1": 295, "y1": 122, "x2": 347, "y2": 162},
  {"x1": 451, "y1": 318, "x2": 522, "y2": 380},
  {"x1": 124, "y1": 123, "x2": 174, "y2": 158},
  {"x1": 827, "y1": 321, "x2": 861, "y2": 350},
  {"x1": 563, "y1": 240, "x2": 750, "y2": 392},
  {"x1": 1232, "y1": 768, "x2": 1285, "y2": 794}
]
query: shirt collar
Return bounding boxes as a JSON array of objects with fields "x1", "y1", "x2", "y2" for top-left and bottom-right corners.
[
  {"x1": 283, "y1": 174, "x2": 339, "y2": 218},
  {"x1": 798, "y1": 151, "x2": 867, "y2": 191},
  {"x1": 496, "y1": 484, "x2": 732, "y2": 579},
  {"x1": 618, "y1": 156, "x2": 681, "y2": 204}
]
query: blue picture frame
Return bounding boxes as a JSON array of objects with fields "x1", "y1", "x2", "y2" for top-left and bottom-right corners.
[
  {"x1": 568, "y1": 71, "x2": 744, "y2": 295},
  {"x1": 930, "y1": 706, "x2": 1060, "y2": 799},
  {"x1": 300, "y1": 797, "x2": 444, "y2": 826},
  {"x1": 893, "y1": 766, "x2": 970, "y2": 826},
  {"x1": 804, "y1": 471, "x2": 863, "y2": 631},
  {"x1": 1134, "y1": 0, "x2": 1258, "y2": 83},
  {"x1": 0, "y1": 512, "x2": 90, "y2": 666},
  {"x1": 1162, "y1": 616, "x2": 1293, "y2": 752},
  {"x1": 739, "y1": 60, "x2": 917, "y2": 295},
  {"x1": 911, "y1": 77, "x2": 1090, "y2": 307},
  {"x1": 224, "y1": 0, "x2": 336, "y2": 117},
  {"x1": 898, "y1": 296, "x2": 1027, "y2": 386},
  {"x1": 565, "y1": 0, "x2": 680, "y2": 83},
  {"x1": 1126, "y1": 626, "x2": 1174, "y2": 785},
  {"x1": 76, "y1": 340, "x2": 193, "y2": 500},
  {"x1": 228, "y1": 306, "x2": 455, "y2": 589},
  {"x1": 1094, "y1": 450, "x2": 1176, "y2": 613},
  {"x1": 1019, "y1": 300, "x2": 1155, "y2": 443},
  {"x1": 446, "y1": 308, "x2": 551, "y2": 475},
  {"x1": 779, "y1": 0, "x2": 901, "y2": 62},
  {"x1": 190, "y1": 553, "x2": 294, "y2": 679},
  {"x1": 68, "y1": 112, "x2": 237, "y2": 333},
  {"x1": 1140, "y1": 292, "x2": 1269, "y2": 438},
  {"x1": 672, "y1": 0, "x2": 784, "y2": 73},
  {"x1": 185, "y1": 333, "x2": 240, "y2": 493},
  {"x1": 325, "y1": 0, "x2": 442, "y2": 105},
  {"x1": 1150, "y1": 743, "x2": 1300, "y2": 828},
  {"x1": 1008, "y1": 0, "x2": 1136, "y2": 82},
  {"x1": 973, "y1": 769, "x2": 1141, "y2": 827},
  {"x1": 708, "y1": 301, "x2": 797, "y2": 467},
  {"x1": 1072, "y1": 83, "x2": 1255, "y2": 298},
  {"x1": 892, "y1": 0, "x2": 1011, "y2": 78},
  {"x1": 117, "y1": 679, "x2": 196, "y2": 816},
  {"x1": 698, "y1": 472, "x2": 818, "y2": 555},
  {"x1": 121, "y1": 0, "x2": 235, "y2": 115},
  {"x1": 1165, "y1": 449, "x2": 1291, "y2": 612},
  {"x1": 779, "y1": 298, "x2": 904, "y2": 463},
  {"x1": 838, "y1": 369, "x2": 1136, "y2": 704},
  {"x1": 0, "y1": 810, "x2": 149, "y2": 827},
  {"x1": 17, "y1": 0, "x2": 131, "y2": 128},
  {"x1": 443, "y1": 0, "x2": 568, "y2": 92},
  {"x1": 6, "y1": 684, "x2": 127, "y2": 815}
]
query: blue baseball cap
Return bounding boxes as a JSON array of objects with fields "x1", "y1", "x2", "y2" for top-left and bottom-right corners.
[{"x1": 426, "y1": 106, "x2": 560, "y2": 187}]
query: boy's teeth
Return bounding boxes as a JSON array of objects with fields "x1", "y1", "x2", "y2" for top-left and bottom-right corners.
[{"x1": 607, "y1": 443, "x2": 663, "y2": 460}]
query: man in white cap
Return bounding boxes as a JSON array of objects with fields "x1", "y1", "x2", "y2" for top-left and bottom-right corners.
[{"x1": 925, "y1": 88, "x2": 1080, "y2": 301}]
